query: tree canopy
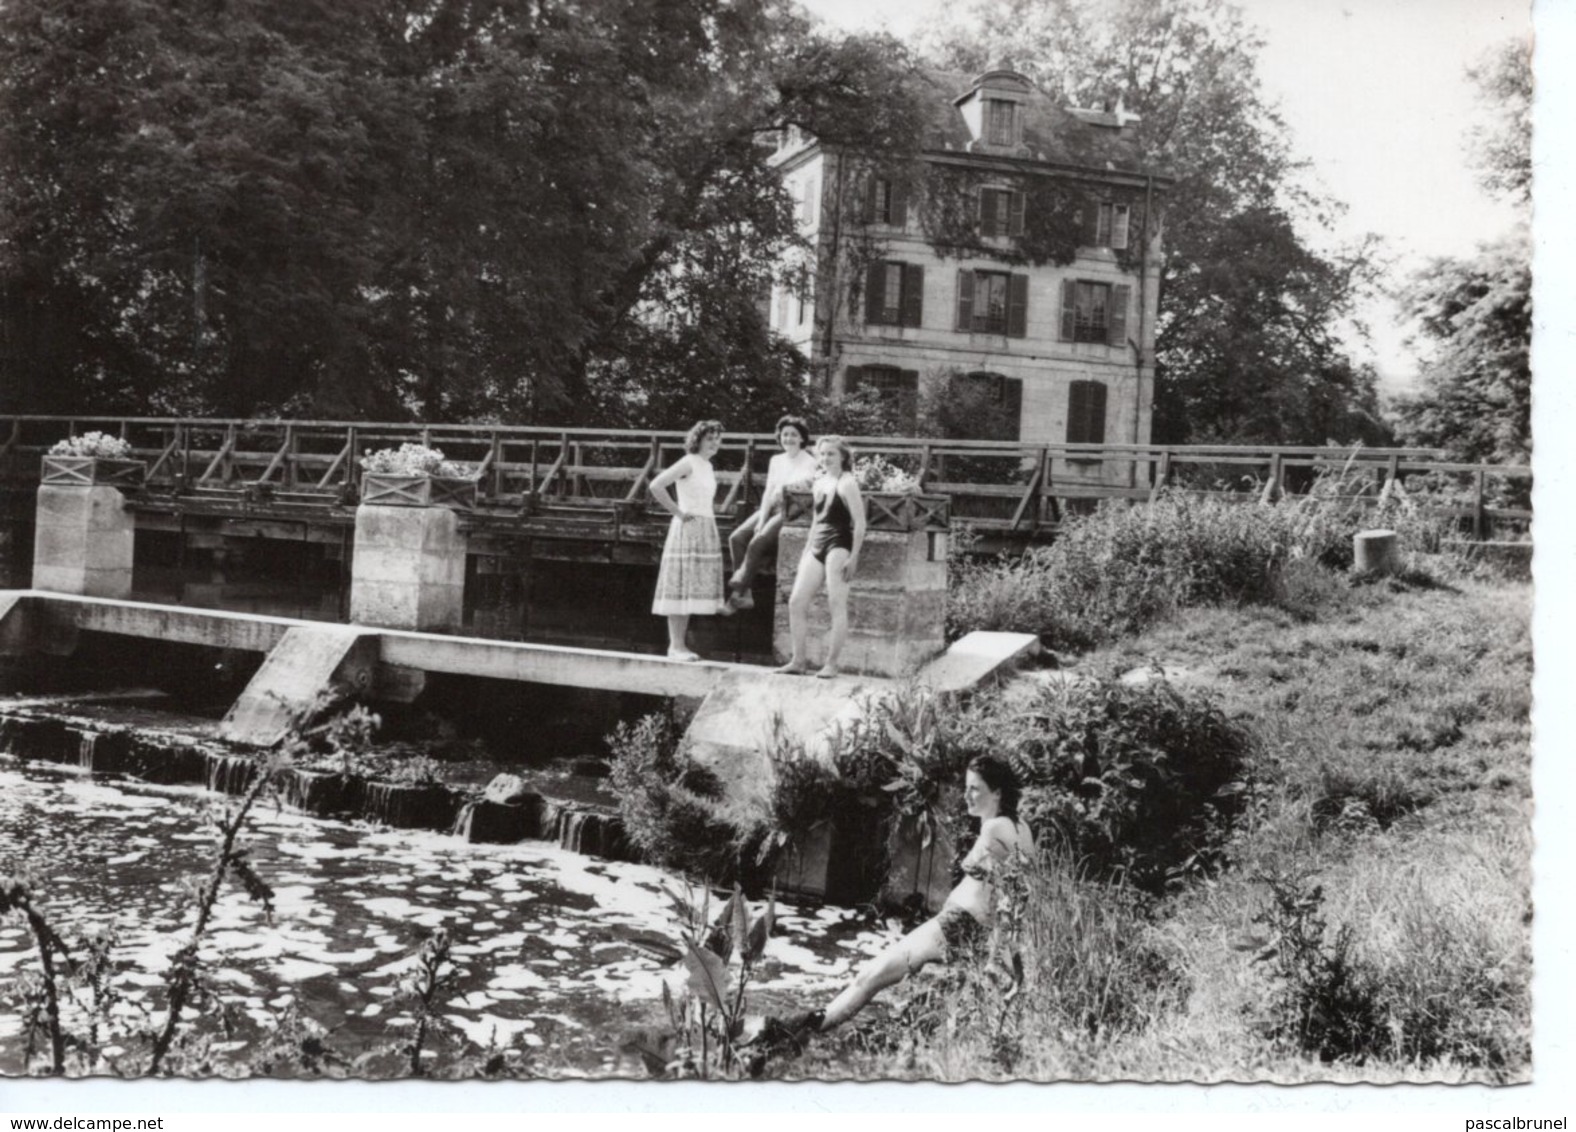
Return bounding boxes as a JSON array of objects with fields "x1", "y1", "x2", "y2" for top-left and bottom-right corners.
[
  {"x1": 1392, "y1": 37, "x2": 1532, "y2": 467},
  {"x1": 0, "y1": 0, "x2": 925, "y2": 425}
]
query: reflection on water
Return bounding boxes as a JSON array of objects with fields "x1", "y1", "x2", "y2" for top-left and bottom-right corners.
[{"x1": 0, "y1": 761, "x2": 896, "y2": 1076}]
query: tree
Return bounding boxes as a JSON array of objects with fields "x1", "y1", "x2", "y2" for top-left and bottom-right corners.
[
  {"x1": 914, "y1": 0, "x2": 1387, "y2": 445},
  {"x1": 0, "y1": 0, "x2": 927, "y2": 424},
  {"x1": 1392, "y1": 38, "x2": 1532, "y2": 466}
]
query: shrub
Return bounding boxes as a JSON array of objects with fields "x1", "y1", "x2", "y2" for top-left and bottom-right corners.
[
  {"x1": 853, "y1": 455, "x2": 920, "y2": 494},
  {"x1": 606, "y1": 713, "x2": 770, "y2": 887},
  {"x1": 49, "y1": 432, "x2": 132, "y2": 459}
]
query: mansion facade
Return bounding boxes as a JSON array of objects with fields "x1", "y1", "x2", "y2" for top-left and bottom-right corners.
[{"x1": 768, "y1": 68, "x2": 1171, "y2": 478}]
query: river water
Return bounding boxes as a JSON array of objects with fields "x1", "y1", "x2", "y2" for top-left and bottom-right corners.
[{"x1": 0, "y1": 760, "x2": 897, "y2": 1078}]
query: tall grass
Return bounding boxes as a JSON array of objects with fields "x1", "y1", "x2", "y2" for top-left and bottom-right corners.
[{"x1": 948, "y1": 486, "x2": 1457, "y2": 649}]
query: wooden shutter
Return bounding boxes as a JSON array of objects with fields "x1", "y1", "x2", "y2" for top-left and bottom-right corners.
[
  {"x1": 902, "y1": 264, "x2": 924, "y2": 328},
  {"x1": 1086, "y1": 381, "x2": 1107, "y2": 443},
  {"x1": 802, "y1": 177, "x2": 817, "y2": 224},
  {"x1": 776, "y1": 284, "x2": 790, "y2": 329},
  {"x1": 898, "y1": 370, "x2": 920, "y2": 432},
  {"x1": 1108, "y1": 283, "x2": 1131, "y2": 347},
  {"x1": 1067, "y1": 380, "x2": 1107, "y2": 444},
  {"x1": 862, "y1": 176, "x2": 878, "y2": 224},
  {"x1": 865, "y1": 262, "x2": 886, "y2": 324},
  {"x1": 890, "y1": 182, "x2": 908, "y2": 228},
  {"x1": 1003, "y1": 377, "x2": 1024, "y2": 441},
  {"x1": 1095, "y1": 202, "x2": 1111, "y2": 246},
  {"x1": 1112, "y1": 205, "x2": 1130, "y2": 250},
  {"x1": 1008, "y1": 190, "x2": 1026, "y2": 238},
  {"x1": 1084, "y1": 198, "x2": 1102, "y2": 246},
  {"x1": 1059, "y1": 279, "x2": 1076, "y2": 340},
  {"x1": 956, "y1": 269, "x2": 975, "y2": 331},
  {"x1": 1007, "y1": 273, "x2": 1029, "y2": 338}
]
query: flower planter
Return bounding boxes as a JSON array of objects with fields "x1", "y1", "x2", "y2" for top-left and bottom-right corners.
[
  {"x1": 782, "y1": 489, "x2": 949, "y2": 532},
  {"x1": 40, "y1": 455, "x2": 146, "y2": 489},
  {"x1": 360, "y1": 471, "x2": 477, "y2": 510}
]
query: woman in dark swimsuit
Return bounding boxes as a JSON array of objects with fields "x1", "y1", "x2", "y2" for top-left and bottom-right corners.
[{"x1": 775, "y1": 436, "x2": 865, "y2": 678}]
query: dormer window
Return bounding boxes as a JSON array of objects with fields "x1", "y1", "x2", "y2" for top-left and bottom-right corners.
[{"x1": 985, "y1": 99, "x2": 1018, "y2": 146}]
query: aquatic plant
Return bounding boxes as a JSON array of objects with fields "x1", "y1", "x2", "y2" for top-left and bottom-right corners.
[
  {"x1": 625, "y1": 884, "x2": 777, "y2": 1079},
  {"x1": 0, "y1": 871, "x2": 75, "y2": 1074}
]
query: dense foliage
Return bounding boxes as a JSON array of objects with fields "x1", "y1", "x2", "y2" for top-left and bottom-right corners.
[{"x1": 0, "y1": 0, "x2": 926, "y2": 424}]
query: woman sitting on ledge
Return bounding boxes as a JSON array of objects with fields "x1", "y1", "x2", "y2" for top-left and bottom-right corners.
[{"x1": 780, "y1": 754, "x2": 1035, "y2": 1035}]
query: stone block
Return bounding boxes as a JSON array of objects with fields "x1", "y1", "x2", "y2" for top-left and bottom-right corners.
[
  {"x1": 350, "y1": 504, "x2": 467, "y2": 631},
  {"x1": 32, "y1": 486, "x2": 134, "y2": 598},
  {"x1": 882, "y1": 812, "x2": 959, "y2": 912}
]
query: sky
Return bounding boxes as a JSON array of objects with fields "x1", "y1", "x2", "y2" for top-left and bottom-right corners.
[{"x1": 795, "y1": 0, "x2": 1531, "y2": 388}]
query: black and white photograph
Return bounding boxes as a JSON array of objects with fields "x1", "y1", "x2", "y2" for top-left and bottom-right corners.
[{"x1": 0, "y1": 0, "x2": 1561, "y2": 1114}]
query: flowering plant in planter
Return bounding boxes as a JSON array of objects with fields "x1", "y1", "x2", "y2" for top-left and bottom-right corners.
[
  {"x1": 49, "y1": 432, "x2": 133, "y2": 459},
  {"x1": 853, "y1": 455, "x2": 920, "y2": 495},
  {"x1": 359, "y1": 444, "x2": 478, "y2": 508},
  {"x1": 41, "y1": 432, "x2": 145, "y2": 487}
]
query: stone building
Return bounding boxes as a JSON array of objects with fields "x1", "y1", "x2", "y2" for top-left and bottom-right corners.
[{"x1": 768, "y1": 68, "x2": 1171, "y2": 480}]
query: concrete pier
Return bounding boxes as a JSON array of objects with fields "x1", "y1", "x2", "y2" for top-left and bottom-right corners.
[
  {"x1": 349, "y1": 504, "x2": 465, "y2": 632},
  {"x1": 31, "y1": 485, "x2": 135, "y2": 599}
]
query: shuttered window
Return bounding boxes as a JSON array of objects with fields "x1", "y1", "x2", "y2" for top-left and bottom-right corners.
[
  {"x1": 864, "y1": 261, "x2": 924, "y2": 328},
  {"x1": 985, "y1": 99, "x2": 1018, "y2": 146},
  {"x1": 955, "y1": 270, "x2": 1029, "y2": 337},
  {"x1": 1065, "y1": 380, "x2": 1108, "y2": 445},
  {"x1": 979, "y1": 188, "x2": 1026, "y2": 238},
  {"x1": 1093, "y1": 202, "x2": 1132, "y2": 250},
  {"x1": 864, "y1": 177, "x2": 908, "y2": 227},
  {"x1": 1058, "y1": 280, "x2": 1131, "y2": 346}
]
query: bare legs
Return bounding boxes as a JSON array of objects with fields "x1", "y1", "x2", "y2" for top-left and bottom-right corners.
[
  {"x1": 818, "y1": 919, "x2": 947, "y2": 1030},
  {"x1": 775, "y1": 551, "x2": 820, "y2": 674},
  {"x1": 666, "y1": 614, "x2": 694, "y2": 659},
  {"x1": 727, "y1": 508, "x2": 785, "y2": 601},
  {"x1": 775, "y1": 547, "x2": 852, "y2": 676}
]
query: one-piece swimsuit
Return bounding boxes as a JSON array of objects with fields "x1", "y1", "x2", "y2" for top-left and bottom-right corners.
[{"x1": 810, "y1": 479, "x2": 854, "y2": 564}]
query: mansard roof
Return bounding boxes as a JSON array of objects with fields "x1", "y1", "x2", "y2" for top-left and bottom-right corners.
[{"x1": 917, "y1": 67, "x2": 1162, "y2": 180}]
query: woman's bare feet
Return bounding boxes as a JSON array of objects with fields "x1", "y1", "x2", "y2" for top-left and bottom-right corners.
[
  {"x1": 773, "y1": 661, "x2": 809, "y2": 675},
  {"x1": 815, "y1": 664, "x2": 841, "y2": 679},
  {"x1": 667, "y1": 647, "x2": 701, "y2": 662}
]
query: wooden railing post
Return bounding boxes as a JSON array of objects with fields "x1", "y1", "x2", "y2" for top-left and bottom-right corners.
[
  {"x1": 1473, "y1": 467, "x2": 1487, "y2": 541},
  {"x1": 1260, "y1": 451, "x2": 1284, "y2": 505}
]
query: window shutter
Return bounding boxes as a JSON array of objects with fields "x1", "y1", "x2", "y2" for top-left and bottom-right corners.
[
  {"x1": 1108, "y1": 283, "x2": 1131, "y2": 348},
  {"x1": 1008, "y1": 190, "x2": 1026, "y2": 238},
  {"x1": 1112, "y1": 205, "x2": 1130, "y2": 250},
  {"x1": 956, "y1": 269, "x2": 975, "y2": 331},
  {"x1": 1007, "y1": 273, "x2": 1029, "y2": 338},
  {"x1": 776, "y1": 284, "x2": 790, "y2": 329},
  {"x1": 891, "y1": 182, "x2": 908, "y2": 228},
  {"x1": 902, "y1": 264, "x2": 924, "y2": 328},
  {"x1": 898, "y1": 370, "x2": 920, "y2": 432},
  {"x1": 1084, "y1": 199, "x2": 1102, "y2": 246},
  {"x1": 862, "y1": 176, "x2": 877, "y2": 224},
  {"x1": 977, "y1": 189, "x2": 992, "y2": 237},
  {"x1": 1087, "y1": 381, "x2": 1108, "y2": 443},
  {"x1": 1066, "y1": 381, "x2": 1089, "y2": 443},
  {"x1": 1059, "y1": 279, "x2": 1076, "y2": 341},
  {"x1": 1095, "y1": 202, "x2": 1111, "y2": 246},
  {"x1": 865, "y1": 262, "x2": 886, "y2": 324},
  {"x1": 1003, "y1": 377, "x2": 1024, "y2": 440}
]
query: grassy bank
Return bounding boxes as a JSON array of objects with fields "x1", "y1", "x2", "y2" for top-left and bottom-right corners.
[{"x1": 789, "y1": 570, "x2": 1531, "y2": 1082}]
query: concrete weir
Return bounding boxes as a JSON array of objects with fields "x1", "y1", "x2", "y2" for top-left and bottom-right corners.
[{"x1": 0, "y1": 589, "x2": 1038, "y2": 904}]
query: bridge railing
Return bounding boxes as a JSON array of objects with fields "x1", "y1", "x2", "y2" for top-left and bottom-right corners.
[{"x1": 0, "y1": 415, "x2": 1532, "y2": 541}]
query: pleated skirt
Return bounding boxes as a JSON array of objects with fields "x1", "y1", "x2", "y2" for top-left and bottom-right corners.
[{"x1": 652, "y1": 515, "x2": 725, "y2": 615}]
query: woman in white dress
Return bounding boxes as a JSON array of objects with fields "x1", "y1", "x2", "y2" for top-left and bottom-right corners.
[
  {"x1": 648, "y1": 420, "x2": 727, "y2": 660},
  {"x1": 725, "y1": 415, "x2": 818, "y2": 611}
]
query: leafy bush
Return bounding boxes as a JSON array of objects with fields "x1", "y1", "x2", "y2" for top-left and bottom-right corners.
[
  {"x1": 606, "y1": 713, "x2": 770, "y2": 886},
  {"x1": 49, "y1": 432, "x2": 132, "y2": 459},
  {"x1": 1000, "y1": 677, "x2": 1256, "y2": 892}
]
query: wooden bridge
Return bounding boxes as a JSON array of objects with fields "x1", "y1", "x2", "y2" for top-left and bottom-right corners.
[{"x1": 0, "y1": 414, "x2": 1533, "y2": 560}]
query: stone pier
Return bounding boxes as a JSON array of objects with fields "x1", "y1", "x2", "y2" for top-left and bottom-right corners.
[
  {"x1": 348, "y1": 504, "x2": 465, "y2": 632},
  {"x1": 31, "y1": 485, "x2": 135, "y2": 599}
]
